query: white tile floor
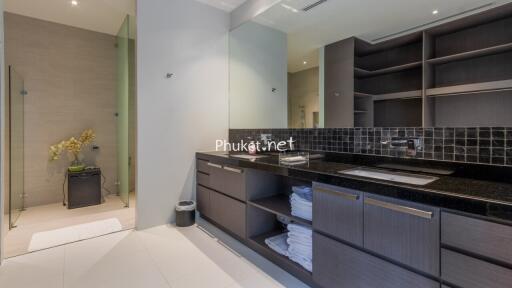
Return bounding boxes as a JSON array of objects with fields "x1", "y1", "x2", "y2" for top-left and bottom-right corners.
[
  {"x1": 4, "y1": 194, "x2": 136, "y2": 258},
  {"x1": 0, "y1": 220, "x2": 310, "y2": 288}
]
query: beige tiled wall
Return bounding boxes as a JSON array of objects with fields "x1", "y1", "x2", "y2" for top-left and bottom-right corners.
[{"x1": 5, "y1": 13, "x2": 118, "y2": 207}]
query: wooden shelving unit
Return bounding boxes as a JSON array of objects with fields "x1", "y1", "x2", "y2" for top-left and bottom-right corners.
[
  {"x1": 354, "y1": 90, "x2": 423, "y2": 101},
  {"x1": 426, "y1": 79, "x2": 512, "y2": 97},
  {"x1": 324, "y1": 3, "x2": 512, "y2": 128},
  {"x1": 248, "y1": 230, "x2": 312, "y2": 278},
  {"x1": 354, "y1": 61, "x2": 422, "y2": 78},
  {"x1": 426, "y1": 42, "x2": 512, "y2": 65},
  {"x1": 249, "y1": 194, "x2": 312, "y2": 227}
]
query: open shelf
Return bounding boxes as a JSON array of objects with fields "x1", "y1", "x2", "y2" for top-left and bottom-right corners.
[
  {"x1": 354, "y1": 92, "x2": 373, "y2": 98},
  {"x1": 426, "y1": 79, "x2": 512, "y2": 97},
  {"x1": 372, "y1": 90, "x2": 422, "y2": 101},
  {"x1": 354, "y1": 61, "x2": 422, "y2": 78},
  {"x1": 427, "y1": 42, "x2": 512, "y2": 65},
  {"x1": 354, "y1": 110, "x2": 367, "y2": 113},
  {"x1": 249, "y1": 194, "x2": 312, "y2": 227},
  {"x1": 248, "y1": 230, "x2": 312, "y2": 277}
]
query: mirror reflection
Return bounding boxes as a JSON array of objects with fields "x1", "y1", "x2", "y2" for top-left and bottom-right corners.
[{"x1": 229, "y1": 0, "x2": 512, "y2": 129}]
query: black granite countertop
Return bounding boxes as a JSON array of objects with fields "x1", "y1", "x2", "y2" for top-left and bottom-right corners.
[{"x1": 196, "y1": 151, "x2": 512, "y2": 223}]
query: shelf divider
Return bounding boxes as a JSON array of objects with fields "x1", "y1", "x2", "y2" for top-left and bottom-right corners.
[
  {"x1": 426, "y1": 79, "x2": 512, "y2": 97},
  {"x1": 248, "y1": 194, "x2": 312, "y2": 227},
  {"x1": 354, "y1": 61, "x2": 422, "y2": 77},
  {"x1": 427, "y1": 42, "x2": 512, "y2": 65}
]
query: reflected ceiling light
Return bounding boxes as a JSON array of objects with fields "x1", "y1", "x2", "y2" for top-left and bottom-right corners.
[
  {"x1": 303, "y1": 61, "x2": 308, "y2": 65},
  {"x1": 432, "y1": 9, "x2": 439, "y2": 15},
  {"x1": 281, "y1": 4, "x2": 299, "y2": 13},
  {"x1": 71, "y1": 0, "x2": 79, "y2": 6}
]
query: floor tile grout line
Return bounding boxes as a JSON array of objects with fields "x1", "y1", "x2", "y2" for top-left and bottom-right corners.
[{"x1": 136, "y1": 231, "x2": 175, "y2": 288}]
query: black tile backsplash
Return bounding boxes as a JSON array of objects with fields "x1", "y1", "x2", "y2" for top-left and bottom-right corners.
[{"x1": 229, "y1": 127, "x2": 512, "y2": 167}]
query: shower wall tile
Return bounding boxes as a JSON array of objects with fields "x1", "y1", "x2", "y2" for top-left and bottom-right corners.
[{"x1": 229, "y1": 127, "x2": 512, "y2": 167}]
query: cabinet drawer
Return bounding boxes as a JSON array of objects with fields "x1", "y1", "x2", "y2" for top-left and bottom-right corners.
[
  {"x1": 197, "y1": 171, "x2": 209, "y2": 187},
  {"x1": 364, "y1": 194, "x2": 440, "y2": 276},
  {"x1": 196, "y1": 185, "x2": 211, "y2": 217},
  {"x1": 442, "y1": 212, "x2": 512, "y2": 265},
  {"x1": 208, "y1": 163, "x2": 246, "y2": 201},
  {"x1": 442, "y1": 249, "x2": 512, "y2": 288},
  {"x1": 196, "y1": 159, "x2": 210, "y2": 174},
  {"x1": 313, "y1": 232, "x2": 440, "y2": 288},
  {"x1": 313, "y1": 182, "x2": 363, "y2": 246},
  {"x1": 210, "y1": 191, "x2": 246, "y2": 239}
]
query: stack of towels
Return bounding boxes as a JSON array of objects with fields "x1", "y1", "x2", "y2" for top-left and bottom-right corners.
[
  {"x1": 287, "y1": 223, "x2": 313, "y2": 272},
  {"x1": 290, "y1": 186, "x2": 313, "y2": 221}
]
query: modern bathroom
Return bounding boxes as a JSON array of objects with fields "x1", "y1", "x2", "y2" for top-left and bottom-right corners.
[{"x1": 0, "y1": 0, "x2": 512, "y2": 288}]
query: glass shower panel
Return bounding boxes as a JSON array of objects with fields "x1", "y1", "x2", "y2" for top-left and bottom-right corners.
[
  {"x1": 117, "y1": 15, "x2": 130, "y2": 207},
  {"x1": 9, "y1": 66, "x2": 25, "y2": 228}
]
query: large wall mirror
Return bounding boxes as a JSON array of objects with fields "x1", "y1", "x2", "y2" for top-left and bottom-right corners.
[{"x1": 229, "y1": 0, "x2": 512, "y2": 129}]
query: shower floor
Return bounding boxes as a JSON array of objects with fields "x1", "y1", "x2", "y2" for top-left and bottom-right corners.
[{"x1": 4, "y1": 193, "x2": 136, "y2": 258}]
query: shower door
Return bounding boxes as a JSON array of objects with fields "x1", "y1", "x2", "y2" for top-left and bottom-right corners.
[
  {"x1": 117, "y1": 15, "x2": 130, "y2": 207},
  {"x1": 8, "y1": 66, "x2": 25, "y2": 228}
]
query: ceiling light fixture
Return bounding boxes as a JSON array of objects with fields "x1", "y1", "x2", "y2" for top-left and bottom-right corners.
[
  {"x1": 71, "y1": 0, "x2": 79, "y2": 6},
  {"x1": 303, "y1": 61, "x2": 308, "y2": 65},
  {"x1": 432, "y1": 9, "x2": 439, "y2": 15}
]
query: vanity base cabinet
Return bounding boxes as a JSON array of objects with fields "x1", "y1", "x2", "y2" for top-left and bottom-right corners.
[
  {"x1": 208, "y1": 163, "x2": 246, "y2": 201},
  {"x1": 196, "y1": 185, "x2": 211, "y2": 217},
  {"x1": 441, "y1": 249, "x2": 512, "y2": 288},
  {"x1": 364, "y1": 194, "x2": 440, "y2": 276},
  {"x1": 441, "y1": 212, "x2": 512, "y2": 265},
  {"x1": 313, "y1": 182, "x2": 363, "y2": 246},
  {"x1": 210, "y1": 191, "x2": 246, "y2": 239},
  {"x1": 313, "y1": 232, "x2": 440, "y2": 288}
]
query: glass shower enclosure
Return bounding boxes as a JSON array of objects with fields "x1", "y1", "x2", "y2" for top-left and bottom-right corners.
[
  {"x1": 8, "y1": 66, "x2": 25, "y2": 228},
  {"x1": 117, "y1": 15, "x2": 135, "y2": 207}
]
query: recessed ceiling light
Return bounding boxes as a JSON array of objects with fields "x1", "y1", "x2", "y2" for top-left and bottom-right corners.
[
  {"x1": 71, "y1": 0, "x2": 79, "y2": 6},
  {"x1": 303, "y1": 61, "x2": 308, "y2": 65},
  {"x1": 432, "y1": 9, "x2": 439, "y2": 15}
]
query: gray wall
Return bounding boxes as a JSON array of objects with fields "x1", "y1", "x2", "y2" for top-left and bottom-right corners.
[
  {"x1": 0, "y1": 0, "x2": 5, "y2": 263},
  {"x1": 136, "y1": 0, "x2": 229, "y2": 229},
  {"x1": 4, "y1": 13, "x2": 118, "y2": 207},
  {"x1": 229, "y1": 21, "x2": 287, "y2": 129},
  {"x1": 288, "y1": 67, "x2": 319, "y2": 128}
]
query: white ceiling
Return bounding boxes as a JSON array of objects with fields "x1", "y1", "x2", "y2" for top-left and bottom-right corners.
[
  {"x1": 5, "y1": 0, "x2": 136, "y2": 36},
  {"x1": 253, "y1": 0, "x2": 512, "y2": 73},
  {"x1": 195, "y1": 0, "x2": 247, "y2": 12}
]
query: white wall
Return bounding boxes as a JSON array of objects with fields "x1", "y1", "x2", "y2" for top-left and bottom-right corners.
[
  {"x1": 229, "y1": 21, "x2": 287, "y2": 129},
  {"x1": 136, "y1": 0, "x2": 229, "y2": 229}
]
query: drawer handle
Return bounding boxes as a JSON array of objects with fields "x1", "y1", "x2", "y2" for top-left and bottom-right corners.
[
  {"x1": 365, "y1": 198, "x2": 433, "y2": 219},
  {"x1": 223, "y1": 166, "x2": 243, "y2": 174},
  {"x1": 207, "y1": 163, "x2": 222, "y2": 169},
  {"x1": 315, "y1": 187, "x2": 360, "y2": 201}
]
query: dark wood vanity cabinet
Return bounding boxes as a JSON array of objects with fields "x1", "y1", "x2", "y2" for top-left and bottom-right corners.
[
  {"x1": 196, "y1": 158, "x2": 246, "y2": 240},
  {"x1": 206, "y1": 162, "x2": 246, "y2": 201},
  {"x1": 441, "y1": 212, "x2": 512, "y2": 288},
  {"x1": 364, "y1": 194, "x2": 440, "y2": 276},
  {"x1": 313, "y1": 182, "x2": 363, "y2": 246},
  {"x1": 313, "y1": 232, "x2": 440, "y2": 288}
]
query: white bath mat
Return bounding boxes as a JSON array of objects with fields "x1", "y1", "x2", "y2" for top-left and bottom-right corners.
[{"x1": 28, "y1": 218, "x2": 123, "y2": 252}]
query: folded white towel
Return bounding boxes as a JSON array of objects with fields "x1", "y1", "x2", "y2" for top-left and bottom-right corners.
[
  {"x1": 290, "y1": 193, "x2": 313, "y2": 221},
  {"x1": 288, "y1": 223, "x2": 313, "y2": 235},
  {"x1": 265, "y1": 233, "x2": 289, "y2": 257},
  {"x1": 286, "y1": 223, "x2": 313, "y2": 272},
  {"x1": 292, "y1": 186, "x2": 313, "y2": 201}
]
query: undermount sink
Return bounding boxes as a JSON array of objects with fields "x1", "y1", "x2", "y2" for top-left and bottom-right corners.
[
  {"x1": 230, "y1": 154, "x2": 269, "y2": 160},
  {"x1": 339, "y1": 167, "x2": 439, "y2": 186}
]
